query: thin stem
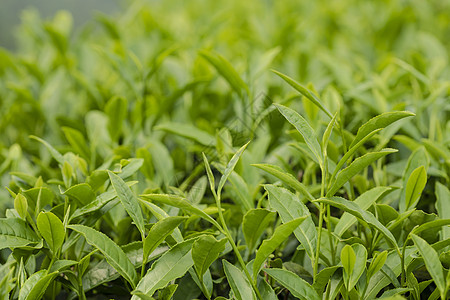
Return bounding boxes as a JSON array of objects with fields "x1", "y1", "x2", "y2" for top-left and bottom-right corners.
[
  {"x1": 401, "y1": 237, "x2": 408, "y2": 287},
  {"x1": 326, "y1": 205, "x2": 335, "y2": 264},
  {"x1": 314, "y1": 164, "x2": 327, "y2": 276},
  {"x1": 140, "y1": 231, "x2": 146, "y2": 279},
  {"x1": 215, "y1": 193, "x2": 262, "y2": 300},
  {"x1": 314, "y1": 202, "x2": 324, "y2": 277}
]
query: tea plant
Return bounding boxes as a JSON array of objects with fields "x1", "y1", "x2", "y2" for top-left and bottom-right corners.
[{"x1": 0, "y1": 0, "x2": 449, "y2": 299}]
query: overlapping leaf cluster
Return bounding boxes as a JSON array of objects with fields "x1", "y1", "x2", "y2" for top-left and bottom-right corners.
[{"x1": 0, "y1": 0, "x2": 449, "y2": 299}]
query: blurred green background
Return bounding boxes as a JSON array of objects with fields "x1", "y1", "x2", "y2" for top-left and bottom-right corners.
[{"x1": 0, "y1": 0, "x2": 120, "y2": 49}]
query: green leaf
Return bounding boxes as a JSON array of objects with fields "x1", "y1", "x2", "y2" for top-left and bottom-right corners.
[
  {"x1": 156, "y1": 123, "x2": 216, "y2": 146},
  {"x1": 264, "y1": 268, "x2": 320, "y2": 300},
  {"x1": 265, "y1": 185, "x2": 317, "y2": 260},
  {"x1": 252, "y1": 163, "x2": 314, "y2": 201},
  {"x1": 217, "y1": 142, "x2": 250, "y2": 196},
  {"x1": 199, "y1": 50, "x2": 249, "y2": 97},
  {"x1": 257, "y1": 276, "x2": 278, "y2": 300},
  {"x1": 0, "y1": 218, "x2": 40, "y2": 249},
  {"x1": 143, "y1": 216, "x2": 187, "y2": 263},
  {"x1": 274, "y1": 104, "x2": 323, "y2": 165},
  {"x1": 119, "y1": 158, "x2": 145, "y2": 179},
  {"x1": 334, "y1": 187, "x2": 392, "y2": 236},
  {"x1": 105, "y1": 96, "x2": 127, "y2": 141},
  {"x1": 49, "y1": 259, "x2": 78, "y2": 272},
  {"x1": 213, "y1": 163, "x2": 253, "y2": 211},
  {"x1": 253, "y1": 217, "x2": 306, "y2": 280},
  {"x1": 82, "y1": 242, "x2": 168, "y2": 293},
  {"x1": 159, "y1": 284, "x2": 178, "y2": 300},
  {"x1": 140, "y1": 194, "x2": 221, "y2": 230},
  {"x1": 349, "y1": 111, "x2": 415, "y2": 149},
  {"x1": 411, "y1": 219, "x2": 450, "y2": 236},
  {"x1": 108, "y1": 171, "x2": 145, "y2": 237},
  {"x1": 435, "y1": 182, "x2": 450, "y2": 240},
  {"x1": 404, "y1": 166, "x2": 427, "y2": 211},
  {"x1": 331, "y1": 129, "x2": 382, "y2": 179},
  {"x1": 62, "y1": 183, "x2": 95, "y2": 206},
  {"x1": 272, "y1": 70, "x2": 332, "y2": 118},
  {"x1": 14, "y1": 193, "x2": 28, "y2": 220},
  {"x1": 202, "y1": 153, "x2": 217, "y2": 197},
  {"x1": 411, "y1": 234, "x2": 446, "y2": 299},
  {"x1": 322, "y1": 112, "x2": 338, "y2": 151},
  {"x1": 312, "y1": 266, "x2": 340, "y2": 295},
  {"x1": 36, "y1": 212, "x2": 65, "y2": 254},
  {"x1": 30, "y1": 135, "x2": 64, "y2": 165},
  {"x1": 62, "y1": 127, "x2": 91, "y2": 160},
  {"x1": 18, "y1": 270, "x2": 58, "y2": 300},
  {"x1": 367, "y1": 250, "x2": 388, "y2": 280},
  {"x1": 22, "y1": 187, "x2": 54, "y2": 214},
  {"x1": 327, "y1": 149, "x2": 397, "y2": 197},
  {"x1": 315, "y1": 197, "x2": 399, "y2": 254},
  {"x1": 243, "y1": 209, "x2": 276, "y2": 253},
  {"x1": 341, "y1": 245, "x2": 356, "y2": 290},
  {"x1": 223, "y1": 260, "x2": 256, "y2": 300},
  {"x1": 399, "y1": 147, "x2": 429, "y2": 213},
  {"x1": 342, "y1": 243, "x2": 367, "y2": 292},
  {"x1": 148, "y1": 141, "x2": 174, "y2": 186},
  {"x1": 70, "y1": 189, "x2": 119, "y2": 220},
  {"x1": 192, "y1": 235, "x2": 227, "y2": 279},
  {"x1": 68, "y1": 224, "x2": 138, "y2": 288},
  {"x1": 132, "y1": 239, "x2": 195, "y2": 299}
]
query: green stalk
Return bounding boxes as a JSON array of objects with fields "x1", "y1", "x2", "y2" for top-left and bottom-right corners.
[
  {"x1": 314, "y1": 165, "x2": 327, "y2": 277},
  {"x1": 215, "y1": 193, "x2": 263, "y2": 300},
  {"x1": 140, "y1": 231, "x2": 146, "y2": 279},
  {"x1": 400, "y1": 236, "x2": 409, "y2": 287},
  {"x1": 314, "y1": 202, "x2": 324, "y2": 277}
]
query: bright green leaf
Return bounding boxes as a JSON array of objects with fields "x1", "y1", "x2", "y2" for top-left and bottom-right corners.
[
  {"x1": 108, "y1": 171, "x2": 145, "y2": 237},
  {"x1": 243, "y1": 209, "x2": 276, "y2": 254},
  {"x1": 143, "y1": 216, "x2": 187, "y2": 263},
  {"x1": 68, "y1": 224, "x2": 138, "y2": 288},
  {"x1": 132, "y1": 239, "x2": 195, "y2": 299},
  {"x1": 37, "y1": 212, "x2": 65, "y2": 254},
  {"x1": 253, "y1": 217, "x2": 306, "y2": 280}
]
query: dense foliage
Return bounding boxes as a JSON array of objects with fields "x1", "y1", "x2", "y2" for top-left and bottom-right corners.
[{"x1": 0, "y1": 0, "x2": 449, "y2": 299}]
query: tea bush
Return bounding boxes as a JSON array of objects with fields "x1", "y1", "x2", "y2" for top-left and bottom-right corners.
[{"x1": 0, "y1": 0, "x2": 449, "y2": 299}]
